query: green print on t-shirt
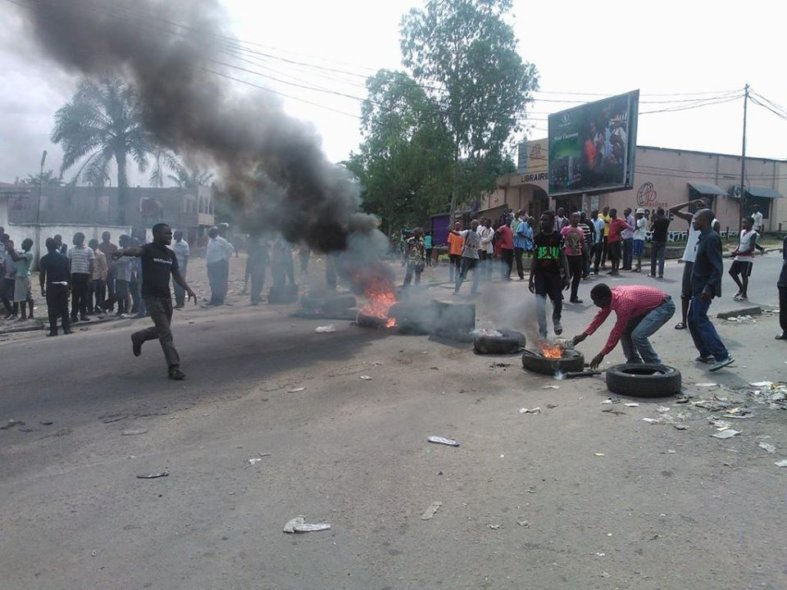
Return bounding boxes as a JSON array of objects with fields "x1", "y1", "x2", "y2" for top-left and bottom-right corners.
[{"x1": 537, "y1": 245, "x2": 560, "y2": 260}]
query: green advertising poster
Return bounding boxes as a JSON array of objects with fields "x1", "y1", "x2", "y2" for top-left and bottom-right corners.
[{"x1": 548, "y1": 90, "x2": 639, "y2": 197}]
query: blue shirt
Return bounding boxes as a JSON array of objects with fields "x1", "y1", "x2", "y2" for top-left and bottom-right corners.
[
  {"x1": 514, "y1": 220, "x2": 533, "y2": 250},
  {"x1": 691, "y1": 227, "x2": 723, "y2": 297}
]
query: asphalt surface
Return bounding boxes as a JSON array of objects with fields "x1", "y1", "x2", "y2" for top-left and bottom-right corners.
[{"x1": 1, "y1": 252, "x2": 786, "y2": 590}]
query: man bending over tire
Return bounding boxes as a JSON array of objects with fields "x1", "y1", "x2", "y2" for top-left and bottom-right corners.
[{"x1": 572, "y1": 283, "x2": 675, "y2": 370}]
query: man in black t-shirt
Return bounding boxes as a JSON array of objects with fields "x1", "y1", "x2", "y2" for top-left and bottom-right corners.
[
  {"x1": 39, "y1": 237, "x2": 72, "y2": 336},
  {"x1": 115, "y1": 223, "x2": 196, "y2": 380},
  {"x1": 649, "y1": 208, "x2": 671, "y2": 278},
  {"x1": 529, "y1": 213, "x2": 570, "y2": 339}
]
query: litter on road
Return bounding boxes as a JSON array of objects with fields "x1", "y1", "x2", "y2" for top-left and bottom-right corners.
[
  {"x1": 428, "y1": 436, "x2": 460, "y2": 447},
  {"x1": 488, "y1": 524, "x2": 501, "y2": 530},
  {"x1": 121, "y1": 429, "x2": 148, "y2": 436},
  {"x1": 519, "y1": 407, "x2": 542, "y2": 415},
  {"x1": 775, "y1": 460, "x2": 787, "y2": 468},
  {"x1": 282, "y1": 516, "x2": 332, "y2": 533},
  {"x1": 656, "y1": 406, "x2": 671, "y2": 413},
  {"x1": 136, "y1": 471, "x2": 169, "y2": 479},
  {"x1": 360, "y1": 375, "x2": 373, "y2": 381},
  {"x1": 315, "y1": 325, "x2": 336, "y2": 333},
  {"x1": 712, "y1": 430, "x2": 740, "y2": 439},
  {"x1": 287, "y1": 387, "x2": 306, "y2": 393},
  {"x1": 624, "y1": 402, "x2": 640, "y2": 407},
  {"x1": 420, "y1": 501, "x2": 442, "y2": 520},
  {"x1": 758, "y1": 442, "x2": 776, "y2": 454}
]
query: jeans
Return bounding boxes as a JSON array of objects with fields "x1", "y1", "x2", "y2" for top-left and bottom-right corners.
[
  {"x1": 688, "y1": 295, "x2": 729, "y2": 361},
  {"x1": 89, "y1": 279, "x2": 105, "y2": 313},
  {"x1": 71, "y1": 273, "x2": 90, "y2": 319},
  {"x1": 592, "y1": 242, "x2": 603, "y2": 273},
  {"x1": 134, "y1": 297, "x2": 180, "y2": 369},
  {"x1": 514, "y1": 247, "x2": 526, "y2": 279},
  {"x1": 454, "y1": 257, "x2": 479, "y2": 295},
  {"x1": 46, "y1": 283, "x2": 70, "y2": 334},
  {"x1": 650, "y1": 241, "x2": 666, "y2": 276},
  {"x1": 620, "y1": 297, "x2": 675, "y2": 363},
  {"x1": 534, "y1": 272, "x2": 563, "y2": 338},
  {"x1": 622, "y1": 238, "x2": 633, "y2": 269},
  {"x1": 207, "y1": 259, "x2": 229, "y2": 304},
  {"x1": 403, "y1": 262, "x2": 422, "y2": 286},
  {"x1": 449, "y1": 254, "x2": 462, "y2": 282},
  {"x1": 500, "y1": 249, "x2": 514, "y2": 279},
  {"x1": 174, "y1": 260, "x2": 187, "y2": 306}
]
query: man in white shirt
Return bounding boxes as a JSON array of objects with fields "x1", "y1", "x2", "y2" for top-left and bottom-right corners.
[
  {"x1": 477, "y1": 218, "x2": 495, "y2": 281},
  {"x1": 171, "y1": 230, "x2": 190, "y2": 308},
  {"x1": 632, "y1": 208, "x2": 648, "y2": 272},
  {"x1": 751, "y1": 204, "x2": 766, "y2": 253},
  {"x1": 729, "y1": 217, "x2": 757, "y2": 301},
  {"x1": 621, "y1": 208, "x2": 636, "y2": 270},
  {"x1": 206, "y1": 226, "x2": 234, "y2": 305},
  {"x1": 67, "y1": 232, "x2": 95, "y2": 322},
  {"x1": 591, "y1": 209, "x2": 606, "y2": 275}
]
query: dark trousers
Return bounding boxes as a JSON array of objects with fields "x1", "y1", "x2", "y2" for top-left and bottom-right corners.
[
  {"x1": 622, "y1": 238, "x2": 634, "y2": 269},
  {"x1": 779, "y1": 286, "x2": 787, "y2": 335},
  {"x1": 688, "y1": 295, "x2": 729, "y2": 361},
  {"x1": 46, "y1": 284, "x2": 70, "y2": 334},
  {"x1": 567, "y1": 255, "x2": 583, "y2": 300},
  {"x1": 600, "y1": 236, "x2": 609, "y2": 266},
  {"x1": 174, "y1": 260, "x2": 187, "y2": 306},
  {"x1": 425, "y1": 249, "x2": 432, "y2": 267},
  {"x1": 514, "y1": 247, "x2": 526, "y2": 279},
  {"x1": 592, "y1": 242, "x2": 603, "y2": 273},
  {"x1": 250, "y1": 265, "x2": 266, "y2": 303},
  {"x1": 208, "y1": 259, "x2": 229, "y2": 304},
  {"x1": 1, "y1": 277, "x2": 14, "y2": 315},
  {"x1": 454, "y1": 257, "x2": 479, "y2": 295},
  {"x1": 71, "y1": 273, "x2": 90, "y2": 319},
  {"x1": 130, "y1": 277, "x2": 145, "y2": 315},
  {"x1": 134, "y1": 297, "x2": 180, "y2": 369},
  {"x1": 501, "y1": 249, "x2": 514, "y2": 279},
  {"x1": 89, "y1": 279, "x2": 105, "y2": 313},
  {"x1": 650, "y1": 241, "x2": 666, "y2": 276},
  {"x1": 449, "y1": 254, "x2": 462, "y2": 282},
  {"x1": 479, "y1": 251, "x2": 493, "y2": 280},
  {"x1": 105, "y1": 266, "x2": 116, "y2": 311},
  {"x1": 403, "y1": 262, "x2": 422, "y2": 286},
  {"x1": 116, "y1": 280, "x2": 130, "y2": 314}
]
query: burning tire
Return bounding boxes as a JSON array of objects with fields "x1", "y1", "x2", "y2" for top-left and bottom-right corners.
[
  {"x1": 605, "y1": 364, "x2": 682, "y2": 397},
  {"x1": 356, "y1": 311, "x2": 395, "y2": 329},
  {"x1": 521, "y1": 349, "x2": 585, "y2": 375},
  {"x1": 473, "y1": 329, "x2": 526, "y2": 355}
]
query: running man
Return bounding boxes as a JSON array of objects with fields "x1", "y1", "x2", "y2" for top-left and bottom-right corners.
[
  {"x1": 529, "y1": 212, "x2": 570, "y2": 339},
  {"x1": 114, "y1": 223, "x2": 197, "y2": 380}
]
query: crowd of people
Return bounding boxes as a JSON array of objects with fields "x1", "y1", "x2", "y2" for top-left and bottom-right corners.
[{"x1": 399, "y1": 200, "x2": 784, "y2": 371}]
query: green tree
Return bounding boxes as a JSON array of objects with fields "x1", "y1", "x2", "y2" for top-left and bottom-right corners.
[
  {"x1": 400, "y1": 0, "x2": 538, "y2": 217},
  {"x1": 149, "y1": 150, "x2": 215, "y2": 189},
  {"x1": 21, "y1": 170, "x2": 63, "y2": 187},
  {"x1": 348, "y1": 70, "x2": 453, "y2": 233},
  {"x1": 52, "y1": 78, "x2": 154, "y2": 224}
]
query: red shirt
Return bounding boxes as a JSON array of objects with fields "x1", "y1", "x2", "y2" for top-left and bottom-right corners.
[
  {"x1": 607, "y1": 218, "x2": 630, "y2": 243},
  {"x1": 584, "y1": 286, "x2": 668, "y2": 355},
  {"x1": 496, "y1": 225, "x2": 514, "y2": 250}
]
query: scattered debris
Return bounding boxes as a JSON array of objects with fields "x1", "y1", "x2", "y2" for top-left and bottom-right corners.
[
  {"x1": 546, "y1": 404, "x2": 559, "y2": 409},
  {"x1": 427, "y1": 436, "x2": 460, "y2": 447},
  {"x1": 594, "y1": 453, "x2": 605, "y2": 457},
  {"x1": 136, "y1": 471, "x2": 169, "y2": 479},
  {"x1": 488, "y1": 524, "x2": 501, "y2": 530},
  {"x1": 0, "y1": 419, "x2": 24, "y2": 430},
  {"x1": 624, "y1": 402, "x2": 640, "y2": 407},
  {"x1": 709, "y1": 418, "x2": 732, "y2": 430},
  {"x1": 602, "y1": 408, "x2": 626, "y2": 415},
  {"x1": 282, "y1": 516, "x2": 331, "y2": 533},
  {"x1": 656, "y1": 406, "x2": 671, "y2": 413},
  {"x1": 712, "y1": 430, "x2": 740, "y2": 439},
  {"x1": 758, "y1": 442, "x2": 776, "y2": 454},
  {"x1": 775, "y1": 460, "x2": 787, "y2": 468},
  {"x1": 695, "y1": 383, "x2": 718, "y2": 388},
  {"x1": 420, "y1": 501, "x2": 442, "y2": 520},
  {"x1": 542, "y1": 385, "x2": 560, "y2": 390},
  {"x1": 517, "y1": 520, "x2": 530, "y2": 527},
  {"x1": 121, "y1": 429, "x2": 148, "y2": 436},
  {"x1": 642, "y1": 418, "x2": 659, "y2": 424},
  {"x1": 490, "y1": 362, "x2": 511, "y2": 368},
  {"x1": 750, "y1": 381, "x2": 773, "y2": 388},
  {"x1": 100, "y1": 414, "x2": 128, "y2": 424},
  {"x1": 248, "y1": 458, "x2": 263, "y2": 465},
  {"x1": 360, "y1": 375, "x2": 373, "y2": 381},
  {"x1": 519, "y1": 407, "x2": 542, "y2": 415},
  {"x1": 595, "y1": 552, "x2": 606, "y2": 557},
  {"x1": 287, "y1": 387, "x2": 306, "y2": 393},
  {"x1": 40, "y1": 421, "x2": 53, "y2": 426},
  {"x1": 673, "y1": 424, "x2": 689, "y2": 431},
  {"x1": 314, "y1": 325, "x2": 336, "y2": 333}
]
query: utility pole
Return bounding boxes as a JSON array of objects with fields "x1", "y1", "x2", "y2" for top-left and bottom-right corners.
[
  {"x1": 35, "y1": 150, "x2": 47, "y2": 268},
  {"x1": 739, "y1": 84, "x2": 749, "y2": 227}
]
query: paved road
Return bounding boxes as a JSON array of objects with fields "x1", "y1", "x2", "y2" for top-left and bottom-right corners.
[{"x1": 1, "y1": 253, "x2": 785, "y2": 589}]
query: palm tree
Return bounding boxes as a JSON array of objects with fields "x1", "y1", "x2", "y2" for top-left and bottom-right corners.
[
  {"x1": 52, "y1": 78, "x2": 154, "y2": 224},
  {"x1": 21, "y1": 170, "x2": 62, "y2": 187},
  {"x1": 149, "y1": 151, "x2": 214, "y2": 189}
]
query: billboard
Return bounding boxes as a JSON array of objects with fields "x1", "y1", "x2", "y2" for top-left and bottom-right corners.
[{"x1": 548, "y1": 90, "x2": 639, "y2": 197}]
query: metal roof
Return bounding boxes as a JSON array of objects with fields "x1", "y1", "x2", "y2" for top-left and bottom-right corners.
[
  {"x1": 746, "y1": 186, "x2": 782, "y2": 199},
  {"x1": 688, "y1": 182, "x2": 725, "y2": 195}
]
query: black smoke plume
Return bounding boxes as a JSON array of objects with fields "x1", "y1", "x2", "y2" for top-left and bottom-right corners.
[{"x1": 18, "y1": 0, "x2": 382, "y2": 259}]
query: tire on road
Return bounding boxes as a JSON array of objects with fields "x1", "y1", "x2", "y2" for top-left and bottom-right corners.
[
  {"x1": 605, "y1": 363, "x2": 682, "y2": 397},
  {"x1": 474, "y1": 329, "x2": 526, "y2": 355},
  {"x1": 521, "y1": 349, "x2": 585, "y2": 374}
]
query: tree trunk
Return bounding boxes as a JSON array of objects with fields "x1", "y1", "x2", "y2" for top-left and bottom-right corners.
[{"x1": 116, "y1": 151, "x2": 129, "y2": 226}]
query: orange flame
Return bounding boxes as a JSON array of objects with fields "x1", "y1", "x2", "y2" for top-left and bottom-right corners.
[
  {"x1": 359, "y1": 280, "x2": 397, "y2": 328},
  {"x1": 539, "y1": 341, "x2": 564, "y2": 359}
]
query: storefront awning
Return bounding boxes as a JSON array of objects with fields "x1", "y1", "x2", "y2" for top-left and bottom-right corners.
[
  {"x1": 688, "y1": 182, "x2": 725, "y2": 196},
  {"x1": 746, "y1": 186, "x2": 782, "y2": 199}
]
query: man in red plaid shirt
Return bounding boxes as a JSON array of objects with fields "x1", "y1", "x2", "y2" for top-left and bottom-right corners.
[{"x1": 572, "y1": 283, "x2": 675, "y2": 369}]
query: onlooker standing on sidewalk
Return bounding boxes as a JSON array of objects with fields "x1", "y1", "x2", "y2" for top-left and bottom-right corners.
[
  {"x1": 578, "y1": 212, "x2": 592, "y2": 278},
  {"x1": 10, "y1": 238, "x2": 34, "y2": 320},
  {"x1": 171, "y1": 230, "x2": 190, "y2": 309},
  {"x1": 776, "y1": 233, "x2": 787, "y2": 341},
  {"x1": 561, "y1": 212, "x2": 587, "y2": 303},
  {"x1": 447, "y1": 222, "x2": 464, "y2": 282},
  {"x1": 67, "y1": 232, "x2": 94, "y2": 323},
  {"x1": 206, "y1": 226, "x2": 234, "y2": 305},
  {"x1": 572, "y1": 283, "x2": 675, "y2": 368},
  {"x1": 591, "y1": 210, "x2": 605, "y2": 275},
  {"x1": 688, "y1": 209, "x2": 734, "y2": 371},
  {"x1": 600, "y1": 206, "x2": 611, "y2": 268},
  {"x1": 649, "y1": 208, "x2": 670, "y2": 278},
  {"x1": 118, "y1": 223, "x2": 197, "y2": 381},
  {"x1": 496, "y1": 220, "x2": 514, "y2": 280},
  {"x1": 246, "y1": 235, "x2": 269, "y2": 305},
  {"x1": 88, "y1": 239, "x2": 107, "y2": 314},
  {"x1": 39, "y1": 238, "x2": 71, "y2": 336},
  {"x1": 423, "y1": 232, "x2": 433, "y2": 268},
  {"x1": 632, "y1": 208, "x2": 647, "y2": 272},
  {"x1": 514, "y1": 211, "x2": 533, "y2": 281},
  {"x1": 729, "y1": 217, "x2": 757, "y2": 301},
  {"x1": 1, "y1": 238, "x2": 16, "y2": 320},
  {"x1": 477, "y1": 219, "x2": 495, "y2": 280},
  {"x1": 751, "y1": 204, "x2": 766, "y2": 254},
  {"x1": 621, "y1": 207, "x2": 635, "y2": 270},
  {"x1": 114, "y1": 235, "x2": 133, "y2": 317},
  {"x1": 98, "y1": 232, "x2": 118, "y2": 312},
  {"x1": 606, "y1": 209, "x2": 631, "y2": 276},
  {"x1": 529, "y1": 213, "x2": 570, "y2": 339}
]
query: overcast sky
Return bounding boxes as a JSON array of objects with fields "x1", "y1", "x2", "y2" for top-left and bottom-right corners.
[{"x1": 1, "y1": 0, "x2": 785, "y2": 185}]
